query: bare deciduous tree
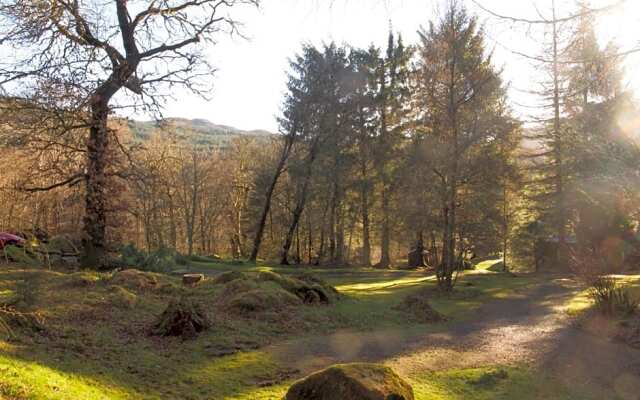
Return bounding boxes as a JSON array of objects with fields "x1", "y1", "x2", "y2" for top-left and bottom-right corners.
[{"x1": 0, "y1": 0, "x2": 258, "y2": 267}]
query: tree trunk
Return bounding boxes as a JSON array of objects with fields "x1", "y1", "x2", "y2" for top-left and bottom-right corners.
[
  {"x1": 361, "y1": 180, "x2": 371, "y2": 267},
  {"x1": 187, "y1": 162, "x2": 198, "y2": 256},
  {"x1": 330, "y1": 177, "x2": 344, "y2": 265},
  {"x1": 335, "y1": 201, "x2": 345, "y2": 265},
  {"x1": 440, "y1": 16, "x2": 460, "y2": 291},
  {"x1": 281, "y1": 199, "x2": 307, "y2": 265},
  {"x1": 249, "y1": 135, "x2": 294, "y2": 262},
  {"x1": 329, "y1": 190, "x2": 336, "y2": 263},
  {"x1": 440, "y1": 205, "x2": 450, "y2": 285},
  {"x1": 82, "y1": 100, "x2": 110, "y2": 269},
  {"x1": 307, "y1": 211, "x2": 313, "y2": 264},
  {"x1": 552, "y1": 0, "x2": 568, "y2": 267},
  {"x1": 502, "y1": 184, "x2": 509, "y2": 272},
  {"x1": 167, "y1": 193, "x2": 177, "y2": 249},
  {"x1": 280, "y1": 137, "x2": 320, "y2": 265},
  {"x1": 378, "y1": 185, "x2": 391, "y2": 268},
  {"x1": 295, "y1": 223, "x2": 301, "y2": 264},
  {"x1": 317, "y1": 202, "x2": 329, "y2": 265},
  {"x1": 280, "y1": 165, "x2": 314, "y2": 265},
  {"x1": 447, "y1": 180, "x2": 457, "y2": 288}
]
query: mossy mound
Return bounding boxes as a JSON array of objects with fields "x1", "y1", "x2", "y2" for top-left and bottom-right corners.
[
  {"x1": 285, "y1": 363, "x2": 414, "y2": 400},
  {"x1": 110, "y1": 269, "x2": 159, "y2": 291},
  {"x1": 151, "y1": 297, "x2": 209, "y2": 339},
  {"x1": 223, "y1": 282, "x2": 302, "y2": 313},
  {"x1": 108, "y1": 286, "x2": 138, "y2": 309},
  {"x1": 212, "y1": 270, "x2": 247, "y2": 285},
  {"x1": 219, "y1": 277, "x2": 259, "y2": 298},
  {"x1": 394, "y1": 290, "x2": 446, "y2": 323},
  {"x1": 66, "y1": 272, "x2": 102, "y2": 287},
  {"x1": 214, "y1": 271, "x2": 340, "y2": 314},
  {"x1": 256, "y1": 271, "x2": 339, "y2": 305}
]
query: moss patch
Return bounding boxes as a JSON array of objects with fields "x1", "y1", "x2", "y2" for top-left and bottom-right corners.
[
  {"x1": 0, "y1": 264, "x2": 550, "y2": 400},
  {"x1": 212, "y1": 270, "x2": 247, "y2": 284},
  {"x1": 409, "y1": 366, "x2": 594, "y2": 400},
  {"x1": 109, "y1": 269, "x2": 160, "y2": 291}
]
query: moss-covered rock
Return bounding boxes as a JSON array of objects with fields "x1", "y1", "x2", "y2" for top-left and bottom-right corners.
[{"x1": 285, "y1": 363, "x2": 414, "y2": 400}]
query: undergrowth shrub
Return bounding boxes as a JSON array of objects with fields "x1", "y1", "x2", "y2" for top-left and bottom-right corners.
[
  {"x1": 174, "y1": 253, "x2": 188, "y2": 266},
  {"x1": 119, "y1": 245, "x2": 190, "y2": 272},
  {"x1": 3, "y1": 245, "x2": 39, "y2": 266},
  {"x1": 119, "y1": 243, "x2": 146, "y2": 266},
  {"x1": 140, "y1": 248, "x2": 179, "y2": 272},
  {"x1": 590, "y1": 277, "x2": 639, "y2": 316}
]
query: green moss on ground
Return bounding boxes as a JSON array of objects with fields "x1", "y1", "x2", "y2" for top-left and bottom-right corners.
[
  {"x1": 410, "y1": 366, "x2": 595, "y2": 400},
  {"x1": 0, "y1": 262, "x2": 554, "y2": 400}
]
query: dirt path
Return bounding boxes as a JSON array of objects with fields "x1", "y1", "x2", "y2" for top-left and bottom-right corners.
[{"x1": 266, "y1": 278, "x2": 640, "y2": 398}]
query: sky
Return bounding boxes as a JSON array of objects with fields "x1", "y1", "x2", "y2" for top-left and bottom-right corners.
[{"x1": 153, "y1": 0, "x2": 640, "y2": 132}]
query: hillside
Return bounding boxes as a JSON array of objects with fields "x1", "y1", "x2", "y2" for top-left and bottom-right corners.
[{"x1": 127, "y1": 118, "x2": 274, "y2": 146}]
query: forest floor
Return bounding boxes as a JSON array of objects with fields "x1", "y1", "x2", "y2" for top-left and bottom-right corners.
[{"x1": 0, "y1": 260, "x2": 639, "y2": 399}]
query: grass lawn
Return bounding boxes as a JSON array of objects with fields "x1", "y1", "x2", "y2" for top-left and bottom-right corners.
[{"x1": 0, "y1": 260, "x2": 578, "y2": 399}]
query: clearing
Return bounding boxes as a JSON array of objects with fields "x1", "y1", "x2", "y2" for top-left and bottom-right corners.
[{"x1": 1, "y1": 260, "x2": 639, "y2": 399}]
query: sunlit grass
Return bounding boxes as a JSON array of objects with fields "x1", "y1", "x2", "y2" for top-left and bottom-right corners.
[
  {"x1": 410, "y1": 365, "x2": 592, "y2": 400},
  {"x1": 563, "y1": 274, "x2": 640, "y2": 316},
  {"x1": 0, "y1": 351, "x2": 133, "y2": 400},
  {"x1": 0, "y1": 345, "x2": 291, "y2": 400},
  {"x1": 336, "y1": 276, "x2": 435, "y2": 296},
  {"x1": 474, "y1": 259, "x2": 505, "y2": 273}
]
